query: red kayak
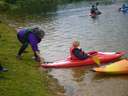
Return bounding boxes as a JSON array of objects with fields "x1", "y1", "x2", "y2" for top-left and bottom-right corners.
[
  {"x1": 90, "y1": 11, "x2": 101, "y2": 18},
  {"x1": 41, "y1": 51, "x2": 126, "y2": 68},
  {"x1": 90, "y1": 13, "x2": 97, "y2": 18}
]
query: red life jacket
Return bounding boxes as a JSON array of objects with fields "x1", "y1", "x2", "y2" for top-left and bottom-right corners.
[
  {"x1": 70, "y1": 46, "x2": 97, "y2": 60},
  {"x1": 70, "y1": 47, "x2": 79, "y2": 60}
]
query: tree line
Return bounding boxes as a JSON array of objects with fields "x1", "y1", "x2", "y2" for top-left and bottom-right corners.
[{"x1": 0, "y1": 0, "x2": 113, "y2": 15}]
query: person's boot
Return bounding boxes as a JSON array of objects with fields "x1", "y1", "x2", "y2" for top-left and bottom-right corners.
[{"x1": 0, "y1": 66, "x2": 8, "y2": 72}]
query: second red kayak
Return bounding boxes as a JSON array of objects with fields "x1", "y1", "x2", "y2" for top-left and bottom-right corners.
[{"x1": 41, "y1": 51, "x2": 126, "y2": 68}]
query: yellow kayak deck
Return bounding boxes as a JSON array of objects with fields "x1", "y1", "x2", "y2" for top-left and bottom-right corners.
[{"x1": 93, "y1": 59, "x2": 128, "y2": 74}]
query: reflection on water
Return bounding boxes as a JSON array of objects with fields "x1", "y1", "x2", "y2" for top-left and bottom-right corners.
[{"x1": 38, "y1": 2, "x2": 128, "y2": 96}]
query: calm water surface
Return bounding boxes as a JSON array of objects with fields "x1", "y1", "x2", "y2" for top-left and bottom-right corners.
[{"x1": 38, "y1": 2, "x2": 128, "y2": 96}]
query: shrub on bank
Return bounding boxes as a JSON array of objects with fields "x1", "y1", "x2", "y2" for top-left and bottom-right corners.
[
  {"x1": 1, "y1": 0, "x2": 58, "y2": 15},
  {"x1": 0, "y1": 1, "x2": 9, "y2": 12}
]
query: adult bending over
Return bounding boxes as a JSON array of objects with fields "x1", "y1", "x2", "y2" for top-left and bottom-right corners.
[
  {"x1": 16, "y1": 27, "x2": 45, "y2": 63},
  {"x1": 70, "y1": 41, "x2": 97, "y2": 60}
]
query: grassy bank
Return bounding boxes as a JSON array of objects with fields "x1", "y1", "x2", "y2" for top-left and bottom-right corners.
[{"x1": 0, "y1": 22, "x2": 64, "y2": 96}]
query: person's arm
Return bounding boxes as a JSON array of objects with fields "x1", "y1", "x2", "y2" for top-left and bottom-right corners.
[
  {"x1": 73, "y1": 48, "x2": 89, "y2": 60},
  {"x1": 34, "y1": 51, "x2": 44, "y2": 63},
  {"x1": 29, "y1": 33, "x2": 44, "y2": 63}
]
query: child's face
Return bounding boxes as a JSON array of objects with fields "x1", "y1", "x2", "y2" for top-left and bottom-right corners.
[{"x1": 73, "y1": 41, "x2": 80, "y2": 47}]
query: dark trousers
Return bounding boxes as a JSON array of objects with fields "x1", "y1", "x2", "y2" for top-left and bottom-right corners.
[{"x1": 17, "y1": 34, "x2": 29, "y2": 56}]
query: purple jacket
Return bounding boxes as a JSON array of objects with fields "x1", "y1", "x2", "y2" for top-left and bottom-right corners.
[{"x1": 17, "y1": 28, "x2": 41, "y2": 52}]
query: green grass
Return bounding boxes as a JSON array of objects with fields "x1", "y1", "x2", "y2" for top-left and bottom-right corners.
[{"x1": 0, "y1": 23, "x2": 64, "y2": 96}]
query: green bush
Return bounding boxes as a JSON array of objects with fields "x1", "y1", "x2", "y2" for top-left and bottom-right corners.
[
  {"x1": 5, "y1": 0, "x2": 16, "y2": 4},
  {"x1": 0, "y1": 1, "x2": 9, "y2": 12},
  {"x1": 7, "y1": 0, "x2": 58, "y2": 15}
]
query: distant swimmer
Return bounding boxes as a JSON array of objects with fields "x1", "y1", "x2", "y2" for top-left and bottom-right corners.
[{"x1": 119, "y1": 3, "x2": 128, "y2": 13}]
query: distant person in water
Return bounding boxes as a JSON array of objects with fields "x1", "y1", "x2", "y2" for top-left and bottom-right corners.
[
  {"x1": 70, "y1": 41, "x2": 97, "y2": 60},
  {"x1": 90, "y1": 5, "x2": 97, "y2": 15},
  {"x1": 119, "y1": 3, "x2": 128, "y2": 12},
  {"x1": 90, "y1": 2, "x2": 101, "y2": 16},
  {"x1": 16, "y1": 27, "x2": 45, "y2": 63}
]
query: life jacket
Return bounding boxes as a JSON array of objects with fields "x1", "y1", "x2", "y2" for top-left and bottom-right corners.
[
  {"x1": 70, "y1": 47, "x2": 97, "y2": 60},
  {"x1": 70, "y1": 47, "x2": 79, "y2": 60},
  {"x1": 70, "y1": 47, "x2": 85, "y2": 60}
]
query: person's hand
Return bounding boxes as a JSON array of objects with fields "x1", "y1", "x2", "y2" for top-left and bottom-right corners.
[
  {"x1": 35, "y1": 57, "x2": 45, "y2": 64},
  {"x1": 35, "y1": 51, "x2": 45, "y2": 64}
]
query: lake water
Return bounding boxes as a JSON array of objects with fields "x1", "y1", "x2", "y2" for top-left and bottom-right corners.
[{"x1": 38, "y1": 2, "x2": 128, "y2": 96}]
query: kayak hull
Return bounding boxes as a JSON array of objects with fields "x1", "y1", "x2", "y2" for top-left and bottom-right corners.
[
  {"x1": 93, "y1": 59, "x2": 128, "y2": 74},
  {"x1": 90, "y1": 11, "x2": 101, "y2": 18},
  {"x1": 90, "y1": 13, "x2": 97, "y2": 18},
  {"x1": 41, "y1": 51, "x2": 126, "y2": 68}
]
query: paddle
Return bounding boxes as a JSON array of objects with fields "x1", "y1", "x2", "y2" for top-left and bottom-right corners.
[
  {"x1": 91, "y1": 55, "x2": 100, "y2": 66},
  {"x1": 85, "y1": 50, "x2": 101, "y2": 66},
  {"x1": 44, "y1": 61, "x2": 53, "y2": 64}
]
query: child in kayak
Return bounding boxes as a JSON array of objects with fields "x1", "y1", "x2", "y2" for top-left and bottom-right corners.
[
  {"x1": 70, "y1": 41, "x2": 95, "y2": 60},
  {"x1": 70, "y1": 41, "x2": 88, "y2": 60},
  {"x1": 16, "y1": 27, "x2": 45, "y2": 63}
]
